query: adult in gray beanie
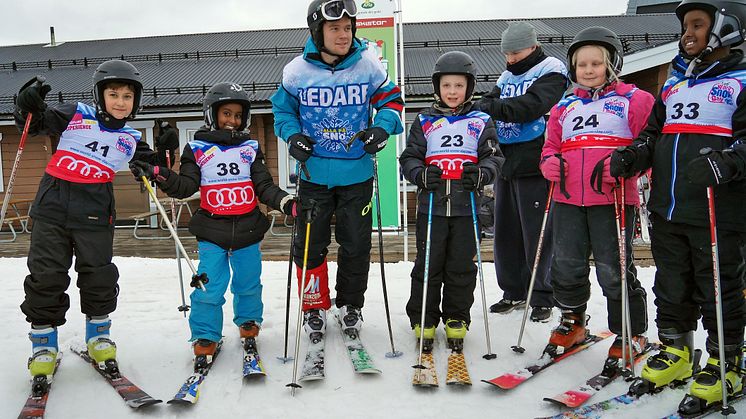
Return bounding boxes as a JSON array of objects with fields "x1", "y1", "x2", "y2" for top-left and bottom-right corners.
[{"x1": 501, "y1": 21, "x2": 538, "y2": 53}]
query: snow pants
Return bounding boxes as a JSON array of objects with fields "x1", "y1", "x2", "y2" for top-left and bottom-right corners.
[
  {"x1": 406, "y1": 214, "x2": 477, "y2": 328},
  {"x1": 189, "y1": 241, "x2": 263, "y2": 342},
  {"x1": 649, "y1": 213, "x2": 745, "y2": 351},
  {"x1": 493, "y1": 175, "x2": 554, "y2": 307},
  {"x1": 551, "y1": 203, "x2": 648, "y2": 336},
  {"x1": 293, "y1": 178, "x2": 373, "y2": 311},
  {"x1": 21, "y1": 219, "x2": 118, "y2": 327}
]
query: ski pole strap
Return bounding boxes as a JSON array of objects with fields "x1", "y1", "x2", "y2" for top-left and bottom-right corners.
[
  {"x1": 590, "y1": 155, "x2": 610, "y2": 195},
  {"x1": 555, "y1": 153, "x2": 571, "y2": 199},
  {"x1": 190, "y1": 272, "x2": 209, "y2": 288}
]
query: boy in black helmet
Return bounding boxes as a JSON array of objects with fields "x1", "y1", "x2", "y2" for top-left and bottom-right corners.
[
  {"x1": 13, "y1": 60, "x2": 177, "y2": 382},
  {"x1": 131, "y1": 82, "x2": 317, "y2": 368},
  {"x1": 611, "y1": 0, "x2": 746, "y2": 412},
  {"x1": 400, "y1": 51, "x2": 502, "y2": 347}
]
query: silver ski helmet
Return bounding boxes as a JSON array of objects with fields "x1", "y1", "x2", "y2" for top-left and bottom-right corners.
[
  {"x1": 676, "y1": 0, "x2": 746, "y2": 53},
  {"x1": 431, "y1": 51, "x2": 478, "y2": 101},
  {"x1": 203, "y1": 82, "x2": 252, "y2": 131},
  {"x1": 567, "y1": 27, "x2": 624, "y2": 83},
  {"x1": 92, "y1": 59, "x2": 143, "y2": 120},
  {"x1": 307, "y1": 0, "x2": 357, "y2": 53}
]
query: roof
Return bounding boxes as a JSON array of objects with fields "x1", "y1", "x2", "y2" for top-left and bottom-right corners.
[{"x1": 0, "y1": 13, "x2": 681, "y2": 117}]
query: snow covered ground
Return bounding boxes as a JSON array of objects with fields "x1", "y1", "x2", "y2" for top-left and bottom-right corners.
[{"x1": 0, "y1": 257, "x2": 716, "y2": 418}]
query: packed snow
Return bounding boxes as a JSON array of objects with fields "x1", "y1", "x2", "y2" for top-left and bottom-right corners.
[{"x1": 0, "y1": 257, "x2": 719, "y2": 418}]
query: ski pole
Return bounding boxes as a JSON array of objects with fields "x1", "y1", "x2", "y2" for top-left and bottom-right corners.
[
  {"x1": 512, "y1": 181, "x2": 554, "y2": 353},
  {"x1": 0, "y1": 114, "x2": 33, "y2": 229},
  {"x1": 165, "y1": 153, "x2": 189, "y2": 317},
  {"x1": 706, "y1": 184, "x2": 735, "y2": 415},
  {"x1": 373, "y1": 156, "x2": 402, "y2": 358},
  {"x1": 287, "y1": 163, "x2": 312, "y2": 395},
  {"x1": 413, "y1": 192, "x2": 434, "y2": 376},
  {"x1": 470, "y1": 191, "x2": 496, "y2": 359},
  {"x1": 141, "y1": 176, "x2": 206, "y2": 291},
  {"x1": 613, "y1": 181, "x2": 634, "y2": 376},
  {"x1": 279, "y1": 163, "x2": 301, "y2": 363}
]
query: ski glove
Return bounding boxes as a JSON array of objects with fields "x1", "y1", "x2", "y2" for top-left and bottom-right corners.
[
  {"x1": 17, "y1": 76, "x2": 51, "y2": 115},
  {"x1": 155, "y1": 123, "x2": 179, "y2": 151},
  {"x1": 283, "y1": 196, "x2": 320, "y2": 223},
  {"x1": 461, "y1": 163, "x2": 487, "y2": 191},
  {"x1": 129, "y1": 161, "x2": 167, "y2": 183},
  {"x1": 417, "y1": 165, "x2": 443, "y2": 190},
  {"x1": 609, "y1": 146, "x2": 638, "y2": 178},
  {"x1": 288, "y1": 133, "x2": 316, "y2": 162},
  {"x1": 361, "y1": 127, "x2": 389, "y2": 154},
  {"x1": 540, "y1": 154, "x2": 566, "y2": 182},
  {"x1": 686, "y1": 147, "x2": 739, "y2": 186}
]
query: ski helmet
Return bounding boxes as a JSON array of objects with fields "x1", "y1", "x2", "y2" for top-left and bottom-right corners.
[
  {"x1": 567, "y1": 27, "x2": 624, "y2": 83},
  {"x1": 675, "y1": 0, "x2": 746, "y2": 52},
  {"x1": 92, "y1": 59, "x2": 143, "y2": 120},
  {"x1": 431, "y1": 51, "x2": 478, "y2": 101},
  {"x1": 202, "y1": 82, "x2": 252, "y2": 131},
  {"x1": 307, "y1": 0, "x2": 357, "y2": 53}
]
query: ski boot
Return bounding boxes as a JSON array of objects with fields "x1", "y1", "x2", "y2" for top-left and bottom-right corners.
[
  {"x1": 678, "y1": 344, "x2": 744, "y2": 416},
  {"x1": 629, "y1": 329, "x2": 698, "y2": 396},
  {"x1": 28, "y1": 326, "x2": 58, "y2": 396},
  {"x1": 239, "y1": 321, "x2": 260, "y2": 351},
  {"x1": 303, "y1": 309, "x2": 326, "y2": 344},
  {"x1": 339, "y1": 305, "x2": 363, "y2": 338},
  {"x1": 413, "y1": 324, "x2": 436, "y2": 352},
  {"x1": 602, "y1": 335, "x2": 649, "y2": 377},
  {"x1": 445, "y1": 319, "x2": 468, "y2": 353},
  {"x1": 86, "y1": 316, "x2": 119, "y2": 377},
  {"x1": 193, "y1": 339, "x2": 218, "y2": 372},
  {"x1": 545, "y1": 310, "x2": 588, "y2": 357}
]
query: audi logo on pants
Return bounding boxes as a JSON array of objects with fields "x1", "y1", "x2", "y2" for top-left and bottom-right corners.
[{"x1": 205, "y1": 185, "x2": 256, "y2": 208}]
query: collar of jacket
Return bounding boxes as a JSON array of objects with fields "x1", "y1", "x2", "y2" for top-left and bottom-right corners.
[
  {"x1": 505, "y1": 46, "x2": 547, "y2": 75},
  {"x1": 672, "y1": 49, "x2": 746, "y2": 78},
  {"x1": 303, "y1": 37, "x2": 364, "y2": 71},
  {"x1": 193, "y1": 127, "x2": 253, "y2": 146},
  {"x1": 572, "y1": 80, "x2": 635, "y2": 100},
  {"x1": 430, "y1": 100, "x2": 475, "y2": 116}
]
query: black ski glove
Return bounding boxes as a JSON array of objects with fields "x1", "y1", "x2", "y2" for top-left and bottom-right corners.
[
  {"x1": 609, "y1": 146, "x2": 638, "y2": 178},
  {"x1": 155, "y1": 123, "x2": 179, "y2": 151},
  {"x1": 283, "y1": 196, "x2": 320, "y2": 223},
  {"x1": 687, "y1": 147, "x2": 739, "y2": 186},
  {"x1": 17, "y1": 76, "x2": 52, "y2": 115},
  {"x1": 416, "y1": 165, "x2": 443, "y2": 190},
  {"x1": 360, "y1": 127, "x2": 389, "y2": 154},
  {"x1": 129, "y1": 160, "x2": 167, "y2": 182},
  {"x1": 461, "y1": 163, "x2": 486, "y2": 191},
  {"x1": 288, "y1": 133, "x2": 316, "y2": 162}
]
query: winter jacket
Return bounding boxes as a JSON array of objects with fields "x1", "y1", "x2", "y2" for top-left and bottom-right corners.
[
  {"x1": 400, "y1": 102, "x2": 503, "y2": 217},
  {"x1": 13, "y1": 102, "x2": 163, "y2": 230},
  {"x1": 271, "y1": 37, "x2": 404, "y2": 188},
  {"x1": 542, "y1": 81, "x2": 654, "y2": 207},
  {"x1": 156, "y1": 128, "x2": 290, "y2": 250},
  {"x1": 476, "y1": 47, "x2": 568, "y2": 179},
  {"x1": 627, "y1": 51, "x2": 746, "y2": 231}
]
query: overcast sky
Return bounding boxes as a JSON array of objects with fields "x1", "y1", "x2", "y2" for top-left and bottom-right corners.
[{"x1": 2, "y1": 0, "x2": 628, "y2": 46}]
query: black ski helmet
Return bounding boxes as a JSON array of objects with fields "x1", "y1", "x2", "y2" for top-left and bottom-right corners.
[
  {"x1": 566, "y1": 27, "x2": 624, "y2": 83},
  {"x1": 203, "y1": 82, "x2": 252, "y2": 131},
  {"x1": 675, "y1": 0, "x2": 746, "y2": 52},
  {"x1": 92, "y1": 59, "x2": 143, "y2": 120},
  {"x1": 307, "y1": 0, "x2": 357, "y2": 53},
  {"x1": 431, "y1": 51, "x2": 478, "y2": 101}
]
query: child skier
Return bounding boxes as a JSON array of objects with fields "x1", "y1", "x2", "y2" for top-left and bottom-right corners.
[
  {"x1": 610, "y1": 0, "x2": 746, "y2": 413},
  {"x1": 540, "y1": 27, "x2": 654, "y2": 362},
  {"x1": 14, "y1": 60, "x2": 176, "y2": 382},
  {"x1": 130, "y1": 82, "x2": 317, "y2": 368},
  {"x1": 400, "y1": 51, "x2": 502, "y2": 348}
]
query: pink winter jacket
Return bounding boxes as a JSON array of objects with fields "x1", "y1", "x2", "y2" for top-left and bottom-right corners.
[{"x1": 541, "y1": 81, "x2": 655, "y2": 207}]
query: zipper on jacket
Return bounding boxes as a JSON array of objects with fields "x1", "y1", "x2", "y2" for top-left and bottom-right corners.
[
  {"x1": 580, "y1": 149, "x2": 586, "y2": 205},
  {"x1": 666, "y1": 133, "x2": 680, "y2": 221},
  {"x1": 445, "y1": 179, "x2": 451, "y2": 216},
  {"x1": 229, "y1": 217, "x2": 237, "y2": 254}
]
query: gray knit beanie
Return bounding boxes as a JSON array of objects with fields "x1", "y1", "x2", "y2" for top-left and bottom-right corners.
[{"x1": 501, "y1": 22, "x2": 538, "y2": 53}]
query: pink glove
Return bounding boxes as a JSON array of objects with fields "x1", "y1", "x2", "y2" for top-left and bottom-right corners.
[
  {"x1": 602, "y1": 159, "x2": 617, "y2": 184},
  {"x1": 540, "y1": 155, "x2": 565, "y2": 182}
]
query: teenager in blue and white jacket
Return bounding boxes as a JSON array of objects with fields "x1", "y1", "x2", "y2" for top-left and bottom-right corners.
[{"x1": 270, "y1": 0, "x2": 403, "y2": 340}]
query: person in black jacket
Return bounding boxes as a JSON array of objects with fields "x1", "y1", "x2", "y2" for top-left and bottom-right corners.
[
  {"x1": 400, "y1": 51, "x2": 502, "y2": 345},
  {"x1": 15, "y1": 60, "x2": 176, "y2": 380},
  {"x1": 131, "y1": 82, "x2": 316, "y2": 364},
  {"x1": 475, "y1": 22, "x2": 569, "y2": 322},
  {"x1": 611, "y1": 0, "x2": 746, "y2": 412}
]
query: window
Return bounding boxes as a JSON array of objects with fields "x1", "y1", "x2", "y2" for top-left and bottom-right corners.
[
  {"x1": 0, "y1": 132, "x2": 4, "y2": 192},
  {"x1": 175, "y1": 121, "x2": 204, "y2": 151}
]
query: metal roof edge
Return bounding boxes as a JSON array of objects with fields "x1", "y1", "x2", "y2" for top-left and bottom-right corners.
[{"x1": 620, "y1": 40, "x2": 678, "y2": 75}]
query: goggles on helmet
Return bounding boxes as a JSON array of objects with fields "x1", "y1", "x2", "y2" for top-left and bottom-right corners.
[{"x1": 320, "y1": 0, "x2": 357, "y2": 20}]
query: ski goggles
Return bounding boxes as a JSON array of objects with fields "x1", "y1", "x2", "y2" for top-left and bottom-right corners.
[{"x1": 320, "y1": 0, "x2": 358, "y2": 21}]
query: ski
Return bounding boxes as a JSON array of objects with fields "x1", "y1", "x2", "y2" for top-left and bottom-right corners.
[
  {"x1": 544, "y1": 343, "x2": 657, "y2": 408},
  {"x1": 483, "y1": 330, "x2": 614, "y2": 390},
  {"x1": 412, "y1": 339, "x2": 438, "y2": 387},
  {"x1": 242, "y1": 337, "x2": 266, "y2": 378},
  {"x1": 446, "y1": 352, "x2": 472, "y2": 386},
  {"x1": 660, "y1": 391, "x2": 746, "y2": 419},
  {"x1": 334, "y1": 310, "x2": 381, "y2": 374},
  {"x1": 70, "y1": 346, "x2": 161, "y2": 408},
  {"x1": 18, "y1": 353, "x2": 62, "y2": 419},
  {"x1": 168, "y1": 340, "x2": 224, "y2": 405},
  {"x1": 299, "y1": 335, "x2": 325, "y2": 382}
]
